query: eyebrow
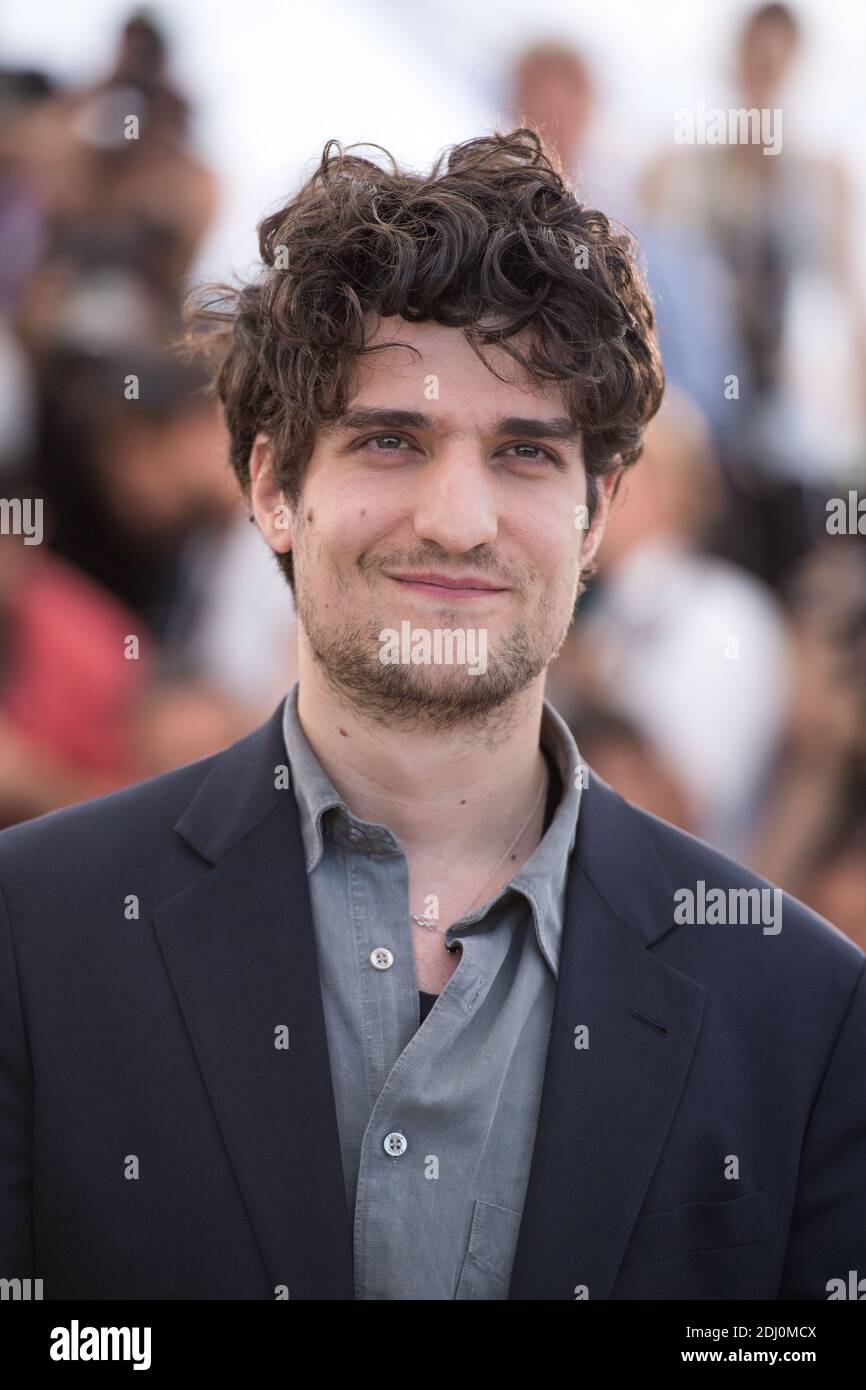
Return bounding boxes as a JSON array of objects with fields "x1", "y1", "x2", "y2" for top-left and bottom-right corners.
[{"x1": 332, "y1": 407, "x2": 579, "y2": 445}]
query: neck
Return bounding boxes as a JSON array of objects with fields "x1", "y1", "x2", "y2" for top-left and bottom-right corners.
[{"x1": 295, "y1": 650, "x2": 550, "y2": 860}]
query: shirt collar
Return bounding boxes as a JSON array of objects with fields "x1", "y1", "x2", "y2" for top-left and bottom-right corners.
[
  {"x1": 508, "y1": 696, "x2": 582, "y2": 977},
  {"x1": 281, "y1": 682, "x2": 584, "y2": 978}
]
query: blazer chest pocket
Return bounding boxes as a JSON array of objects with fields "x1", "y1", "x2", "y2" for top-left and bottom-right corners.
[
  {"x1": 621, "y1": 1187, "x2": 780, "y2": 1268},
  {"x1": 454, "y1": 1200, "x2": 523, "y2": 1299}
]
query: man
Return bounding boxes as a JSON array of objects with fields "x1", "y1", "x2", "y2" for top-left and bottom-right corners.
[{"x1": 1, "y1": 131, "x2": 864, "y2": 1300}]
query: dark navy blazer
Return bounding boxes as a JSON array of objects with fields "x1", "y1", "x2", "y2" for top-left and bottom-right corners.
[{"x1": 0, "y1": 700, "x2": 864, "y2": 1299}]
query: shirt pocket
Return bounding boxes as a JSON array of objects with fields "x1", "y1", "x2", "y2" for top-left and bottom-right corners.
[
  {"x1": 454, "y1": 1199, "x2": 524, "y2": 1300},
  {"x1": 620, "y1": 1187, "x2": 780, "y2": 1267}
]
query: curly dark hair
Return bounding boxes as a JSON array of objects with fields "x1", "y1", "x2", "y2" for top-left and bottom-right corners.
[{"x1": 185, "y1": 128, "x2": 664, "y2": 591}]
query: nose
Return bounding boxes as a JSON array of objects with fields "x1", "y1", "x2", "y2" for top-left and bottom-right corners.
[{"x1": 410, "y1": 446, "x2": 499, "y2": 553}]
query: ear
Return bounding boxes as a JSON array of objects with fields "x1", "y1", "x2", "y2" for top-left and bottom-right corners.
[
  {"x1": 249, "y1": 433, "x2": 293, "y2": 556},
  {"x1": 580, "y1": 467, "x2": 620, "y2": 570}
]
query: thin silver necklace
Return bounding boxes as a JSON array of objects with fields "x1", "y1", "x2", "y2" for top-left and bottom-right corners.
[{"x1": 411, "y1": 764, "x2": 548, "y2": 944}]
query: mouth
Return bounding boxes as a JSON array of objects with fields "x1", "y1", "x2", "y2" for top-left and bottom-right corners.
[{"x1": 383, "y1": 571, "x2": 510, "y2": 600}]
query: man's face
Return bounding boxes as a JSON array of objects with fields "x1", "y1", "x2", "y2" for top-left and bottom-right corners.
[{"x1": 252, "y1": 316, "x2": 613, "y2": 727}]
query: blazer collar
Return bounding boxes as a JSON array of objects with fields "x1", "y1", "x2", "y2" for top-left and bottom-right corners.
[
  {"x1": 172, "y1": 699, "x2": 290, "y2": 866},
  {"x1": 160, "y1": 700, "x2": 706, "y2": 1300}
]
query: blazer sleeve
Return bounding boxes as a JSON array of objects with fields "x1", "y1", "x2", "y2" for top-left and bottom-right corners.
[
  {"x1": 0, "y1": 874, "x2": 34, "y2": 1280},
  {"x1": 780, "y1": 957, "x2": 866, "y2": 1299}
]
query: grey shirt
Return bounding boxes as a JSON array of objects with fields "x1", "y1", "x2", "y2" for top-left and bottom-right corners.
[{"x1": 281, "y1": 684, "x2": 584, "y2": 1299}]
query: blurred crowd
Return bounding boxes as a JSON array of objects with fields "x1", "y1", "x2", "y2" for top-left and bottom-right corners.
[
  {"x1": 0, "y1": 5, "x2": 863, "y2": 947},
  {"x1": 0, "y1": 11, "x2": 298, "y2": 827}
]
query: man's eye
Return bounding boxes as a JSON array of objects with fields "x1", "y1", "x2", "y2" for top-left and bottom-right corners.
[
  {"x1": 501, "y1": 442, "x2": 560, "y2": 466},
  {"x1": 358, "y1": 433, "x2": 411, "y2": 451}
]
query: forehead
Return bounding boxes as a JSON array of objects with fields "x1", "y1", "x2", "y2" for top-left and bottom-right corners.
[{"x1": 348, "y1": 315, "x2": 570, "y2": 417}]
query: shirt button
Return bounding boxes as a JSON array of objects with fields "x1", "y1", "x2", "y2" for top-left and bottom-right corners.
[
  {"x1": 370, "y1": 947, "x2": 394, "y2": 970},
  {"x1": 383, "y1": 1131, "x2": 407, "y2": 1158}
]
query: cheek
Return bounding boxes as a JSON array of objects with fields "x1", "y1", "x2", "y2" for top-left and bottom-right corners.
[
  {"x1": 522, "y1": 506, "x2": 583, "y2": 587},
  {"x1": 302, "y1": 492, "x2": 387, "y2": 579},
  {"x1": 317, "y1": 474, "x2": 409, "y2": 557}
]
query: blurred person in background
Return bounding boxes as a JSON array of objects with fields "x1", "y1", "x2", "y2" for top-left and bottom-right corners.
[
  {"x1": 507, "y1": 35, "x2": 744, "y2": 475},
  {"x1": 0, "y1": 8, "x2": 218, "y2": 302},
  {"x1": 0, "y1": 466, "x2": 150, "y2": 826},
  {"x1": 35, "y1": 344, "x2": 230, "y2": 627},
  {"x1": 0, "y1": 339, "x2": 297, "y2": 823},
  {"x1": 639, "y1": 1, "x2": 866, "y2": 591},
  {"x1": 0, "y1": 6, "x2": 247, "y2": 810},
  {"x1": 508, "y1": 36, "x2": 633, "y2": 228},
  {"x1": 32, "y1": 340, "x2": 298, "y2": 782},
  {"x1": 0, "y1": 0, "x2": 295, "y2": 816},
  {"x1": 0, "y1": 297, "x2": 151, "y2": 818},
  {"x1": 800, "y1": 784, "x2": 866, "y2": 955},
  {"x1": 0, "y1": 46, "x2": 53, "y2": 313},
  {"x1": 0, "y1": 61, "x2": 54, "y2": 123},
  {"x1": 548, "y1": 387, "x2": 792, "y2": 857},
  {"x1": 565, "y1": 705, "x2": 695, "y2": 832},
  {"x1": 510, "y1": 40, "x2": 594, "y2": 181},
  {"x1": 749, "y1": 539, "x2": 866, "y2": 950}
]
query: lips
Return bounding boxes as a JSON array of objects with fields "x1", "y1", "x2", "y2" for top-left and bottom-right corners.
[{"x1": 385, "y1": 571, "x2": 508, "y2": 597}]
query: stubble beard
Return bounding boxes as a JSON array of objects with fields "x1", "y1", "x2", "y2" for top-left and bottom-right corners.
[{"x1": 293, "y1": 561, "x2": 577, "y2": 734}]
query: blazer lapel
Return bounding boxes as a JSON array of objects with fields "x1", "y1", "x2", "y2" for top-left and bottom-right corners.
[
  {"x1": 508, "y1": 775, "x2": 707, "y2": 1300},
  {"x1": 152, "y1": 703, "x2": 354, "y2": 1299}
]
